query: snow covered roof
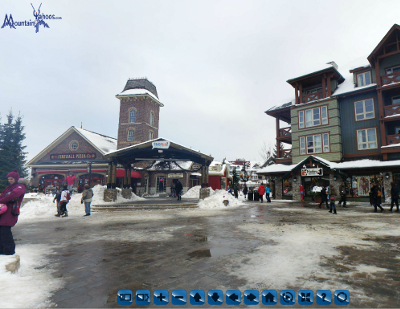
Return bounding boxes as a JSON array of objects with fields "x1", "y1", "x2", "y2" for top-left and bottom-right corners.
[
  {"x1": 115, "y1": 88, "x2": 164, "y2": 107},
  {"x1": 257, "y1": 164, "x2": 295, "y2": 174},
  {"x1": 286, "y1": 63, "x2": 344, "y2": 85},
  {"x1": 266, "y1": 99, "x2": 295, "y2": 113},
  {"x1": 75, "y1": 128, "x2": 117, "y2": 154},
  {"x1": 147, "y1": 160, "x2": 193, "y2": 171},
  {"x1": 209, "y1": 164, "x2": 227, "y2": 176}
]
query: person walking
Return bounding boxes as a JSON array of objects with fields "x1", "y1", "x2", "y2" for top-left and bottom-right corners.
[
  {"x1": 371, "y1": 183, "x2": 384, "y2": 212},
  {"x1": 299, "y1": 184, "x2": 304, "y2": 201},
  {"x1": 81, "y1": 184, "x2": 94, "y2": 216},
  {"x1": 243, "y1": 185, "x2": 248, "y2": 199},
  {"x1": 64, "y1": 173, "x2": 77, "y2": 195},
  {"x1": 257, "y1": 183, "x2": 266, "y2": 203},
  {"x1": 58, "y1": 185, "x2": 70, "y2": 217},
  {"x1": 53, "y1": 185, "x2": 62, "y2": 216},
  {"x1": 390, "y1": 182, "x2": 400, "y2": 212},
  {"x1": 234, "y1": 186, "x2": 239, "y2": 199},
  {"x1": 175, "y1": 179, "x2": 183, "y2": 201},
  {"x1": 0, "y1": 170, "x2": 28, "y2": 255},
  {"x1": 265, "y1": 184, "x2": 271, "y2": 202},
  {"x1": 338, "y1": 182, "x2": 347, "y2": 208},
  {"x1": 318, "y1": 185, "x2": 329, "y2": 209},
  {"x1": 328, "y1": 196, "x2": 337, "y2": 214}
]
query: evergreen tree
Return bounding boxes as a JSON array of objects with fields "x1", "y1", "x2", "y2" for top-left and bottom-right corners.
[
  {"x1": 0, "y1": 111, "x2": 27, "y2": 191},
  {"x1": 270, "y1": 142, "x2": 285, "y2": 165}
]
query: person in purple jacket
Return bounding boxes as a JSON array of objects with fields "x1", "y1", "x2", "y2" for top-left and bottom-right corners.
[{"x1": 0, "y1": 170, "x2": 28, "y2": 255}]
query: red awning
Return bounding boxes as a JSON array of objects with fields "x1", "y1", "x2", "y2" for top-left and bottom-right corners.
[
  {"x1": 36, "y1": 169, "x2": 106, "y2": 174},
  {"x1": 116, "y1": 168, "x2": 142, "y2": 178}
]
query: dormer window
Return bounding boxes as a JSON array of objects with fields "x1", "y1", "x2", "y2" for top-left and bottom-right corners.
[{"x1": 357, "y1": 71, "x2": 371, "y2": 87}]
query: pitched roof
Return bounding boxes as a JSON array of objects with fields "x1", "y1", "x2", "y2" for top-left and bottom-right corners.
[{"x1": 368, "y1": 24, "x2": 400, "y2": 65}]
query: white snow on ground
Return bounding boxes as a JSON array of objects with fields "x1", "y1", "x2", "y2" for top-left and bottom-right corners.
[
  {"x1": 182, "y1": 186, "x2": 215, "y2": 199},
  {"x1": 0, "y1": 245, "x2": 63, "y2": 308},
  {"x1": 198, "y1": 190, "x2": 245, "y2": 209},
  {"x1": 19, "y1": 185, "x2": 144, "y2": 222}
]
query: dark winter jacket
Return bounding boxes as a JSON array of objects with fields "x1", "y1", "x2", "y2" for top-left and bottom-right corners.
[
  {"x1": 243, "y1": 187, "x2": 248, "y2": 195},
  {"x1": 320, "y1": 187, "x2": 327, "y2": 201},
  {"x1": 339, "y1": 185, "x2": 346, "y2": 196},
  {"x1": 391, "y1": 186, "x2": 399, "y2": 199},
  {"x1": 0, "y1": 179, "x2": 28, "y2": 227},
  {"x1": 175, "y1": 182, "x2": 183, "y2": 194},
  {"x1": 371, "y1": 186, "x2": 379, "y2": 199}
]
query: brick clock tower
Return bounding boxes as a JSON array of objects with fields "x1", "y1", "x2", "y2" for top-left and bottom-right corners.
[{"x1": 116, "y1": 78, "x2": 164, "y2": 150}]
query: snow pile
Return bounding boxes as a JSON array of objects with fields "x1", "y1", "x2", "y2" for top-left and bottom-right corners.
[
  {"x1": 182, "y1": 186, "x2": 200, "y2": 198},
  {"x1": 311, "y1": 186, "x2": 322, "y2": 193},
  {"x1": 198, "y1": 189, "x2": 244, "y2": 209},
  {"x1": 91, "y1": 185, "x2": 145, "y2": 204},
  {"x1": 0, "y1": 245, "x2": 63, "y2": 308}
]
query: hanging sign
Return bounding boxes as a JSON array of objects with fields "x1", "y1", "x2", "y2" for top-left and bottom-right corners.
[
  {"x1": 50, "y1": 153, "x2": 96, "y2": 160},
  {"x1": 301, "y1": 168, "x2": 323, "y2": 176},
  {"x1": 168, "y1": 173, "x2": 184, "y2": 178},
  {"x1": 152, "y1": 141, "x2": 170, "y2": 149}
]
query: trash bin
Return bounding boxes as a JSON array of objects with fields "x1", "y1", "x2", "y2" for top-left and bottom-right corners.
[
  {"x1": 254, "y1": 191, "x2": 259, "y2": 201},
  {"x1": 248, "y1": 192, "x2": 253, "y2": 201}
]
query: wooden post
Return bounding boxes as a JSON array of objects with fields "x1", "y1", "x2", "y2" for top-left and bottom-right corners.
[
  {"x1": 127, "y1": 166, "x2": 132, "y2": 188},
  {"x1": 295, "y1": 83, "x2": 299, "y2": 104},
  {"x1": 375, "y1": 58, "x2": 381, "y2": 87},
  {"x1": 299, "y1": 83, "x2": 303, "y2": 103},
  {"x1": 276, "y1": 117, "x2": 280, "y2": 159},
  {"x1": 124, "y1": 166, "x2": 128, "y2": 188},
  {"x1": 112, "y1": 161, "x2": 117, "y2": 189},
  {"x1": 327, "y1": 74, "x2": 332, "y2": 97},
  {"x1": 322, "y1": 74, "x2": 326, "y2": 98},
  {"x1": 107, "y1": 162, "x2": 112, "y2": 189}
]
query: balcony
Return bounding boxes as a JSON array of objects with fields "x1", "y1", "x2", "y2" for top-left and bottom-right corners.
[
  {"x1": 384, "y1": 103, "x2": 400, "y2": 118},
  {"x1": 302, "y1": 91, "x2": 324, "y2": 103},
  {"x1": 387, "y1": 133, "x2": 400, "y2": 145},
  {"x1": 277, "y1": 127, "x2": 292, "y2": 143},
  {"x1": 381, "y1": 71, "x2": 400, "y2": 86},
  {"x1": 276, "y1": 149, "x2": 292, "y2": 163}
]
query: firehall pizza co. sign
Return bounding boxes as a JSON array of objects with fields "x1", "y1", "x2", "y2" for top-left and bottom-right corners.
[{"x1": 50, "y1": 153, "x2": 97, "y2": 160}]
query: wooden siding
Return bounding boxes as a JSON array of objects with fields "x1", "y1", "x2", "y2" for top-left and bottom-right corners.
[
  {"x1": 379, "y1": 53, "x2": 400, "y2": 75},
  {"x1": 291, "y1": 98, "x2": 342, "y2": 164},
  {"x1": 339, "y1": 90, "x2": 381, "y2": 155}
]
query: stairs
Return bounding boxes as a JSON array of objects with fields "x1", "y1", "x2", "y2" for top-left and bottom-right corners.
[{"x1": 92, "y1": 202, "x2": 198, "y2": 212}]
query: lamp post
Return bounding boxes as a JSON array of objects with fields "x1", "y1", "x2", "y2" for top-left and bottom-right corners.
[{"x1": 87, "y1": 162, "x2": 92, "y2": 187}]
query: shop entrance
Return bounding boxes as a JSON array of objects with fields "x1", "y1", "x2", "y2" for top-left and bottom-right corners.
[
  {"x1": 39, "y1": 174, "x2": 65, "y2": 191},
  {"x1": 156, "y1": 176, "x2": 167, "y2": 193},
  {"x1": 301, "y1": 176, "x2": 330, "y2": 199}
]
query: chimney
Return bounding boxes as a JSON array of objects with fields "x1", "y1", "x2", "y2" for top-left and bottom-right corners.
[{"x1": 326, "y1": 61, "x2": 338, "y2": 70}]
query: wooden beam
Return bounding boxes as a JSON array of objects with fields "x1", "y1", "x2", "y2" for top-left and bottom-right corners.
[
  {"x1": 377, "y1": 49, "x2": 400, "y2": 60},
  {"x1": 322, "y1": 74, "x2": 326, "y2": 99},
  {"x1": 327, "y1": 75, "x2": 332, "y2": 97},
  {"x1": 295, "y1": 83, "x2": 299, "y2": 104},
  {"x1": 375, "y1": 59, "x2": 381, "y2": 87},
  {"x1": 299, "y1": 83, "x2": 303, "y2": 104}
]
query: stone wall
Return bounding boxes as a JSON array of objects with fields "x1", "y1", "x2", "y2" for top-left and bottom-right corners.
[
  {"x1": 275, "y1": 177, "x2": 283, "y2": 199},
  {"x1": 121, "y1": 188, "x2": 132, "y2": 199},
  {"x1": 292, "y1": 178, "x2": 300, "y2": 200},
  {"x1": 329, "y1": 174, "x2": 342, "y2": 198},
  {"x1": 383, "y1": 171, "x2": 393, "y2": 203},
  {"x1": 104, "y1": 189, "x2": 118, "y2": 202},
  {"x1": 200, "y1": 188, "x2": 211, "y2": 199}
]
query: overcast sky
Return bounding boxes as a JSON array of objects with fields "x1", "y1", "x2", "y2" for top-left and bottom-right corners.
[{"x1": 1, "y1": 0, "x2": 400, "y2": 164}]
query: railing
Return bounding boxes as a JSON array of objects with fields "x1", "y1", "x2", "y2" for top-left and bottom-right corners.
[
  {"x1": 387, "y1": 133, "x2": 400, "y2": 145},
  {"x1": 278, "y1": 127, "x2": 291, "y2": 138},
  {"x1": 302, "y1": 91, "x2": 323, "y2": 103},
  {"x1": 381, "y1": 71, "x2": 400, "y2": 86},
  {"x1": 279, "y1": 149, "x2": 292, "y2": 159},
  {"x1": 384, "y1": 104, "x2": 400, "y2": 117}
]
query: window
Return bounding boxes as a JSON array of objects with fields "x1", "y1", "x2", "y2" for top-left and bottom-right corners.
[
  {"x1": 305, "y1": 87, "x2": 322, "y2": 94},
  {"x1": 150, "y1": 112, "x2": 154, "y2": 126},
  {"x1": 392, "y1": 96, "x2": 400, "y2": 105},
  {"x1": 127, "y1": 130, "x2": 134, "y2": 141},
  {"x1": 298, "y1": 106, "x2": 328, "y2": 128},
  {"x1": 354, "y1": 99, "x2": 375, "y2": 121},
  {"x1": 357, "y1": 128, "x2": 377, "y2": 150},
  {"x1": 129, "y1": 109, "x2": 136, "y2": 123},
  {"x1": 69, "y1": 140, "x2": 79, "y2": 151},
  {"x1": 149, "y1": 131, "x2": 153, "y2": 140},
  {"x1": 300, "y1": 133, "x2": 329, "y2": 155},
  {"x1": 386, "y1": 66, "x2": 400, "y2": 74},
  {"x1": 156, "y1": 176, "x2": 167, "y2": 193},
  {"x1": 357, "y1": 71, "x2": 371, "y2": 86}
]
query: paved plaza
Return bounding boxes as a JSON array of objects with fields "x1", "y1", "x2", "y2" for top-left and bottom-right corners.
[{"x1": 13, "y1": 200, "x2": 400, "y2": 308}]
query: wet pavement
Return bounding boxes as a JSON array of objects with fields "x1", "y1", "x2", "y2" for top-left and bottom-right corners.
[{"x1": 12, "y1": 200, "x2": 400, "y2": 308}]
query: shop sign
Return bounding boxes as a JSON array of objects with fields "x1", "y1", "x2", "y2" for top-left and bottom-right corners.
[
  {"x1": 301, "y1": 168, "x2": 323, "y2": 176},
  {"x1": 168, "y1": 173, "x2": 184, "y2": 179},
  {"x1": 152, "y1": 141, "x2": 170, "y2": 149},
  {"x1": 50, "y1": 153, "x2": 96, "y2": 160}
]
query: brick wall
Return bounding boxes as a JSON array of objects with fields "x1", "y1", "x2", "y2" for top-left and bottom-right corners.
[{"x1": 117, "y1": 96, "x2": 160, "y2": 149}]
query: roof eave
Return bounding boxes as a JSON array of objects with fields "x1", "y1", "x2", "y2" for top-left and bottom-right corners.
[{"x1": 115, "y1": 93, "x2": 164, "y2": 107}]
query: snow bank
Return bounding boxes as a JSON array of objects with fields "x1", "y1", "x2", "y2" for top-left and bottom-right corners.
[
  {"x1": 91, "y1": 185, "x2": 145, "y2": 204},
  {"x1": 19, "y1": 185, "x2": 145, "y2": 221},
  {"x1": 311, "y1": 186, "x2": 322, "y2": 193},
  {"x1": 198, "y1": 189, "x2": 245, "y2": 209},
  {"x1": 0, "y1": 244, "x2": 63, "y2": 308},
  {"x1": 182, "y1": 186, "x2": 215, "y2": 199}
]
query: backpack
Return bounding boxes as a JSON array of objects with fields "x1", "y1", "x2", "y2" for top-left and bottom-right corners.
[
  {"x1": 377, "y1": 190, "x2": 382, "y2": 197},
  {"x1": 66, "y1": 191, "x2": 71, "y2": 201}
]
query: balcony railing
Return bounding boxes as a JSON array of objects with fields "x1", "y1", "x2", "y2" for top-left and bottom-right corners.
[
  {"x1": 381, "y1": 71, "x2": 400, "y2": 86},
  {"x1": 278, "y1": 127, "x2": 291, "y2": 138},
  {"x1": 302, "y1": 91, "x2": 323, "y2": 103},
  {"x1": 384, "y1": 104, "x2": 400, "y2": 117},
  {"x1": 387, "y1": 133, "x2": 400, "y2": 145},
  {"x1": 278, "y1": 149, "x2": 292, "y2": 159}
]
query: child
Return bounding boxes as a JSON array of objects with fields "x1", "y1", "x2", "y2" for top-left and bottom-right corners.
[{"x1": 328, "y1": 196, "x2": 337, "y2": 214}]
